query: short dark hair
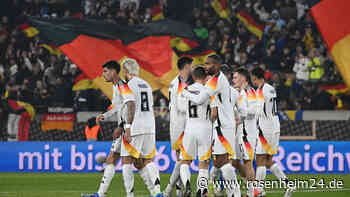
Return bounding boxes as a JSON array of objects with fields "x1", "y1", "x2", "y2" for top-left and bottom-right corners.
[
  {"x1": 192, "y1": 66, "x2": 207, "y2": 80},
  {"x1": 102, "y1": 60, "x2": 121, "y2": 74},
  {"x1": 207, "y1": 54, "x2": 222, "y2": 65},
  {"x1": 234, "y1": 67, "x2": 249, "y2": 80},
  {"x1": 250, "y1": 67, "x2": 265, "y2": 80},
  {"x1": 220, "y1": 64, "x2": 232, "y2": 75},
  {"x1": 177, "y1": 56, "x2": 193, "y2": 70}
]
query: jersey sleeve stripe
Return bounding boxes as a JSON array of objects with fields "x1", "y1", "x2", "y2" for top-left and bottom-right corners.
[{"x1": 206, "y1": 76, "x2": 218, "y2": 91}]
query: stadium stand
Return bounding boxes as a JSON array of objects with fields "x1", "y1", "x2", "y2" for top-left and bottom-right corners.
[{"x1": 0, "y1": 0, "x2": 349, "y2": 141}]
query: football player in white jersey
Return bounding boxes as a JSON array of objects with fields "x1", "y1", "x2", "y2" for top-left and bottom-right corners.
[
  {"x1": 182, "y1": 55, "x2": 241, "y2": 197},
  {"x1": 250, "y1": 67, "x2": 294, "y2": 197},
  {"x1": 232, "y1": 68, "x2": 258, "y2": 197},
  {"x1": 178, "y1": 66, "x2": 217, "y2": 197},
  {"x1": 83, "y1": 60, "x2": 156, "y2": 197},
  {"x1": 119, "y1": 58, "x2": 163, "y2": 197},
  {"x1": 82, "y1": 61, "x2": 124, "y2": 197},
  {"x1": 164, "y1": 57, "x2": 193, "y2": 197}
]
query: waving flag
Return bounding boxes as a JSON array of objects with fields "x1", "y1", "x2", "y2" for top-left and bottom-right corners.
[
  {"x1": 152, "y1": 3, "x2": 164, "y2": 21},
  {"x1": 18, "y1": 23, "x2": 39, "y2": 37},
  {"x1": 236, "y1": 11, "x2": 264, "y2": 39},
  {"x1": 319, "y1": 84, "x2": 349, "y2": 95},
  {"x1": 28, "y1": 17, "x2": 197, "y2": 99},
  {"x1": 40, "y1": 44, "x2": 62, "y2": 56},
  {"x1": 211, "y1": 0, "x2": 230, "y2": 19},
  {"x1": 7, "y1": 99, "x2": 35, "y2": 141},
  {"x1": 311, "y1": 0, "x2": 350, "y2": 89}
]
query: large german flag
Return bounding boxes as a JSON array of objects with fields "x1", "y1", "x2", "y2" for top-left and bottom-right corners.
[
  {"x1": 28, "y1": 17, "x2": 197, "y2": 99},
  {"x1": 72, "y1": 73, "x2": 94, "y2": 91},
  {"x1": 311, "y1": 0, "x2": 350, "y2": 89}
]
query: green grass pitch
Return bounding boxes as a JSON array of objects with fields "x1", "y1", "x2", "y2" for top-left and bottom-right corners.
[{"x1": 0, "y1": 173, "x2": 349, "y2": 197}]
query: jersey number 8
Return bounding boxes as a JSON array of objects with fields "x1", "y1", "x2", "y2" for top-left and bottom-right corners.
[{"x1": 141, "y1": 92, "x2": 150, "y2": 112}]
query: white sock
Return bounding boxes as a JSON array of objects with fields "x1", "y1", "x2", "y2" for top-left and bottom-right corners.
[
  {"x1": 209, "y1": 166, "x2": 219, "y2": 182},
  {"x1": 270, "y1": 163, "x2": 287, "y2": 180},
  {"x1": 180, "y1": 164, "x2": 191, "y2": 187},
  {"x1": 122, "y1": 164, "x2": 134, "y2": 196},
  {"x1": 97, "y1": 164, "x2": 115, "y2": 197},
  {"x1": 139, "y1": 167, "x2": 154, "y2": 195},
  {"x1": 169, "y1": 161, "x2": 181, "y2": 188},
  {"x1": 175, "y1": 179, "x2": 182, "y2": 196},
  {"x1": 246, "y1": 180, "x2": 254, "y2": 197},
  {"x1": 145, "y1": 162, "x2": 161, "y2": 194},
  {"x1": 256, "y1": 166, "x2": 266, "y2": 192},
  {"x1": 220, "y1": 163, "x2": 241, "y2": 197},
  {"x1": 197, "y1": 169, "x2": 209, "y2": 195}
]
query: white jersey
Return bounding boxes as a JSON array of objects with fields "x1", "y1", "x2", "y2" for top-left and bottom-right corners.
[
  {"x1": 181, "y1": 82, "x2": 215, "y2": 124},
  {"x1": 119, "y1": 77, "x2": 155, "y2": 136},
  {"x1": 231, "y1": 87, "x2": 247, "y2": 129},
  {"x1": 256, "y1": 83, "x2": 280, "y2": 133},
  {"x1": 168, "y1": 75, "x2": 187, "y2": 129},
  {"x1": 182, "y1": 72, "x2": 236, "y2": 129}
]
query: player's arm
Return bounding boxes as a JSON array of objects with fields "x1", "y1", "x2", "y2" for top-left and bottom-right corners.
[
  {"x1": 96, "y1": 90, "x2": 121, "y2": 124},
  {"x1": 121, "y1": 84, "x2": 136, "y2": 143},
  {"x1": 124, "y1": 100, "x2": 136, "y2": 142},
  {"x1": 209, "y1": 96, "x2": 218, "y2": 122},
  {"x1": 177, "y1": 93, "x2": 188, "y2": 113},
  {"x1": 182, "y1": 86, "x2": 212, "y2": 105}
]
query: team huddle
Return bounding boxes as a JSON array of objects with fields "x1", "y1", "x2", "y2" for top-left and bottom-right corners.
[{"x1": 83, "y1": 55, "x2": 296, "y2": 197}]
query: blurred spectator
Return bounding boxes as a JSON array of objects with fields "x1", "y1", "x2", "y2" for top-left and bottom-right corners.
[
  {"x1": 194, "y1": 19, "x2": 208, "y2": 39},
  {"x1": 293, "y1": 51, "x2": 310, "y2": 83},
  {"x1": 308, "y1": 48, "x2": 324, "y2": 82}
]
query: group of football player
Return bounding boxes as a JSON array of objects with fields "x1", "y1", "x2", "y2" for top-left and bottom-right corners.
[{"x1": 83, "y1": 55, "x2": 295, "y2": 197}]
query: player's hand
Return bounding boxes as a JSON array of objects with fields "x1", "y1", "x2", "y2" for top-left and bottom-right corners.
[
  {"x1": 124, "y1": 128, "x2": 131, "y2": 143},
  {"x1": 96, "y1": 114, "x2": 104, "y2": 125},
  {"x1": 112, "y1": 127, "x2": 122, "y2": 139}
]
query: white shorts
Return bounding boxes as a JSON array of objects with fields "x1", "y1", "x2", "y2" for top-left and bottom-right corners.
[
  {"x1": 233, "y1": 123, "x2": 257, "y2": 160},
  {"x1": 170, "y1": 124, "x2": 185, "y2": 151},
  {"x1": 233, "y1": 133, "x2": 257, "y2": 160},
  {"x1": 212, "y1": 127, "x2": 235, "y2": 156},
  {"x1": 256, "y1": 129, "x2": 280, "y2": 155},
  {"x1": 180, "y1": 121, "x2": 212, "y2": 161},
  {"x1": 121, "y1": 134, "x2": 156, "y2": 159},
  {"x1": 110, "y1": 137, "x2": 121, "y2": 153}
]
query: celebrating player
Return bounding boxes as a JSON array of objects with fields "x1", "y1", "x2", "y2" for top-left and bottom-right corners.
[
  {"x1": 164, "y1": 57, "x2": 193, "y2": 197},
  {"x1": 250, "y1": 67, "x2": 295, "y2": 197},
  {"x1": 182, "y1": 55, "x2": 241, "y2": 197},
  {"x1": 232, "y1": 68, "x2": 258, "y2": 197},
  {"x1": 119, "y1": 58, "x2": 163, "y2": 197},
  {"x1": 82, "y1": 60, "x2": 125, "y2": 197},
  {"x1": 178, "y1": 66, "x2": 217, "y2": 197}
]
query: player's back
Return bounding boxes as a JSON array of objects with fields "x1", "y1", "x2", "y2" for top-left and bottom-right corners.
[
  {"x1": 185, "y1": 82, "x2": 211, "y2": 125},
  {"x1": 207, "y1": 72, "x2": 235, "y2": 129},
  {"x1": 128, "y1": 77, "x2": 155, "y2": 135},
  {"x1": 256, "y1": 83, "x2": 280, "y2": 133}
]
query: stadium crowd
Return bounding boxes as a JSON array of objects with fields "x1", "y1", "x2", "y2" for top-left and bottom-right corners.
[{"x1": 0, "y1": 0, "x2": 349, "y2": 113}]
